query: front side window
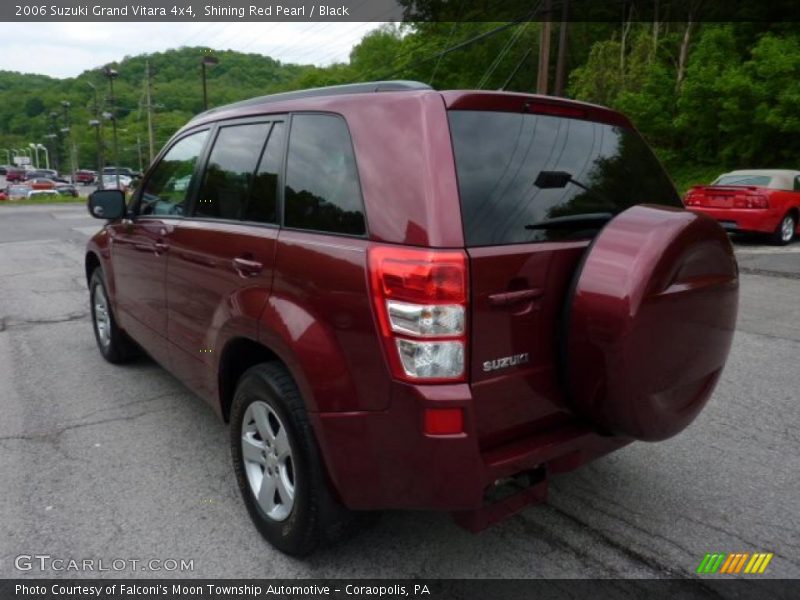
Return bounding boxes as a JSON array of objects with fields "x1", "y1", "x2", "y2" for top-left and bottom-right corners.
[
  {"x1": 194, "y1": 123, "x2": 271, "y2": 221},
  {"x1": 138, "y1": 130, "x2": 208, "y2": 216},
  {"x1": 284, "y1": 114, "x2": 365, "y2": 235}
]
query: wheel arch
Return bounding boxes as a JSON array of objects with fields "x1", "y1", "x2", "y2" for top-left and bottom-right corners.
[
  {"x1": 218, "y1": 337, "x2": 285, "y2": 423},
  {"x1": 85, "y1": 251, "x2": 102, "y2": 287}
]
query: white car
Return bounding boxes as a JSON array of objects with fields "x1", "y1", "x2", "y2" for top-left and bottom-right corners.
[
  {"x1": 27, "y1": 189, "x2": 60, "y2": 199},
  {"x1": 101, "y1": 174, "x2": 132, "y2": 191}
]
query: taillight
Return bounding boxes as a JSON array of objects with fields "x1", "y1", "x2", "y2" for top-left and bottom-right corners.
[
  {"x1": 684, "y1": 192, "x2": 702, "y2": 206},
  {"x1": 734, "y1": 194, "x2": 769, "y2": 208},
  {"x1": 368, "y1": 246, "x2": 468, "y2": 383}
]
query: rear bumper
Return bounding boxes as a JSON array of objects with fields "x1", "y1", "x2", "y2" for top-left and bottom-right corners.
[
  {"x1": 688, "y1": 206, "x2": 781, "y2": 234},
  {"x1": 310, "y1": 382, "x2": 629, "y2": 513}
]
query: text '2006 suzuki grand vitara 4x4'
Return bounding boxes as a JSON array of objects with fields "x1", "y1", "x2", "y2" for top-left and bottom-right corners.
[{"x1": 85, "y1": 81, "x2": 738, "y2": 556}]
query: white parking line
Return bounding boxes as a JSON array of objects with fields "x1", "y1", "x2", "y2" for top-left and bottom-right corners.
[
  {"x1": 72, "y1": 226, "x2": 101, "y2": 236},
  {"x1": 51, "y1": 212, "x2": 92, "y2": 220},
  {"x1": 735, "y1": 246, "x2": 800, "y2": 255}
]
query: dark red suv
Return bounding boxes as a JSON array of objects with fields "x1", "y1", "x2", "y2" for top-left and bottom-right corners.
[{"x1": 85, "y1": 81, "x2": 738, "y2": 556}]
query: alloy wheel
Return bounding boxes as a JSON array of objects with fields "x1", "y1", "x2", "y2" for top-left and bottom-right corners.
[
  {"x1": 241, "y1": 400, "x2": 295, "y2": 521},
  {"x1": 93, "y1": 284, "x2": 111, "y2": 348}
]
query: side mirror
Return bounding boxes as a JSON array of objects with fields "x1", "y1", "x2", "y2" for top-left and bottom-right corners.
[{"x1": 88, "y1": 189, "x2": 126, "y2": 220}]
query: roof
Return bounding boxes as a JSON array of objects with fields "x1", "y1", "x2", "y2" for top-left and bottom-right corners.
[
  {"x1": 715, "y1": 169, "x2": 800, "y2": 190},
  {"x1": 190, "y1": 80, "x2": 432, "y2": 123}
]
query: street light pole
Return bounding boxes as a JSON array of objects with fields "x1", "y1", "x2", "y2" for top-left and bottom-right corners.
[
  {"x1": 201, "y1": 54, "x2": 218, "y2": 111},
  {"x1": 49, "y1": 111, "x2": 61, "y2": 172},
  {"x1": 36, "y1": 144, "x2": 49, "y2": 169},
  {"x1": 61, "y1": 100, "x2": 77, "y2": 181},
  {"x1": 28, "y1": 143, "x2": 40, "y2": 168},
  {"x1": 103, "y1": 66, "x2": 121, "y2": 190},
  {"x1": 88, "y1": 80, "x2": 105, "y2": 180}
]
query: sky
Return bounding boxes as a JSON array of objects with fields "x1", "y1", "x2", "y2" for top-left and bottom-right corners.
[{"x1": 0, "y1": 22, "x2": 386, "y2": 78}]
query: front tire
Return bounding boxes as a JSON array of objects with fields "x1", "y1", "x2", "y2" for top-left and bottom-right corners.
[
  {"x1": 89, "y1": 269, "x2": 138, "y2": 363},
  {"x1": 771, "y1": 213, "x2": 796, "y2": 246},
  {"x1": 230, "y1": 362, "x2": 352, "y2": 556}
]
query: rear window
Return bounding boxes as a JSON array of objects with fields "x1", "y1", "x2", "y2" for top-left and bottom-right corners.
[
  {"x1": 714, "y1": 174, "x2": 772, "y2": 187},
  {"x1": 448, "y1": 110, "x2": 681, "y2": 246}
]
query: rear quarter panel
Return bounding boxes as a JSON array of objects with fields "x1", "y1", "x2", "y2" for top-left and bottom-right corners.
[{"x1": 260, "y1": 230, "x2": 391, "y2": 413}]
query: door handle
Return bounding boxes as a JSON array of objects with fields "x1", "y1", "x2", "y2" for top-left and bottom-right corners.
[
  {"x1": 232, "y1": 257, "x2": 263, "y2": 277},
  {"x1": 488, "y1": 288, "x2": 543, "y2": 307},
  {"x1": 154, "y1": 242, "x2": 170, "y2": 254}
]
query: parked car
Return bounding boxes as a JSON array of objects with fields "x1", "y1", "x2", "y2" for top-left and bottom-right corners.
[
  {"x1": 6, "y1": 184, "x2": 31, "y2": 201},
  {"x1": 100, "y1": 174, "x2": 132, "y2": 191},
  {"x1": 28, "y1": 177, "x2": 58, "y2": 190},
  {"x1": 27, "y1": 189, "x2": 60, "y2": 200},
  {"x1": 25, "y1": 169, "x2": 65, "y2": 182},
  {"x1": 0, "y1": 190, "x2": 7, "y2": 201},
  {"x1": 73, "y1": 169, "x2": 97, "y2": 185},
  {"x1": 5, "y1": 168, "x2": 28, "y2": 183},
  {"x1": 103, "y1": 166, "x2": 139, "y2": 179},
  {"x1": 685, "y1": 169, "x2": 800, "y2": 245},
  {"x1": 0, "y1": 165, "x2": 9, "y2": 175},
  {"x1": 85, "y1": 82, "x2": 739, "y2": 556},
  {"x1": 56, "y1": 184, "x2": 79, "y2": 197}
]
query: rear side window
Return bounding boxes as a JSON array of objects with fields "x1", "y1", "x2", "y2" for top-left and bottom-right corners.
[
  {"x1": 139, "y1": 130, "x2": 208, "y2": 217},
  {"x1": 448, "y1": 111, "x2": 681, "y2": 246},
  {"x1": 284, "y1": 114, "x2": 365, "y2": 236},
  {"x1": 245, "y1": 122, "x2": 285, "y2": 224},
  {"x1": 195, "y1": 123, "x2": 271, "y2": 221}
]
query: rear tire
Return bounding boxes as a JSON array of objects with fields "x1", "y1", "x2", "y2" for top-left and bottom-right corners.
[
  {"x1": 89, "y1": 269, "x2": 138, "y2": 364},
  {"x1": 230, "y1": 362, "x2": 354, "y2": 556},
  {"x1": 771, "y1": 213, "x2": 796, "y2": 246}
]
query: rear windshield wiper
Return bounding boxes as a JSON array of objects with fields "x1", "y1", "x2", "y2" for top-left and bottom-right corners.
[
  {"x1": 525, "y1": 213, "x2": 614, "y2": 230},
  {"x1": 533, "y1": 170, "x2": 617, "y2": 211}
]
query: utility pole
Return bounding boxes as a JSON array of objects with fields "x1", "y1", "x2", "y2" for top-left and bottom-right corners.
[
  {"x1": 536, "y1": 0, "x2": 553, "y2": 95},
  {"x1": 145, "y1": 60, "x2": 155, "y2": 164},
  {"x1": 136, "y1": 135, "x2": 143, "y2": 172},
  {"x1": 554, "y1": 0, "x2": 570, "y2": 97}
]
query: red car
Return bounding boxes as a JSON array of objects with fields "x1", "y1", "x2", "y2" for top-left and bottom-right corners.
[
  {"x1": 5, "y1": 168, "x2": 28, "y2": 183},
  {"x1": 29, "y1": 178, "x2": 57, "y2": 190},
  {"x1": 85, "y1": 82, "x2": 738, "y2": 556},
  {"x1": 74, "y1": 169, "x2": 97, "y2": 185},
  {"x1": 684, "y1": 169, "x2": 800, "y2": 245}
]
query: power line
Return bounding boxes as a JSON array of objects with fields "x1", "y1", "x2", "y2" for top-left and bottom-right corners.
[
  {"x1": 359, "y1": 7, "x2": 543, "y2": 83},
  {"x1": 476, "y1": 21, "x2": 530, "y2": 89},
  {"x1": 499, "y1": 47, "x2": 532, "y2": 90}
]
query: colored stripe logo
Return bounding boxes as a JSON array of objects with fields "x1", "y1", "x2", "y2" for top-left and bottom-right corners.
[{"x1": 697, "y1": 552, "x2": 773, "y2": 574}]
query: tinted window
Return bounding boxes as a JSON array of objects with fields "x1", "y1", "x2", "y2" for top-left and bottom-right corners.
[
  {"x1": 139, "y1": 131, "x2": 208, "y2": 216},
  {"x1": 284, "y1": 114, "x2": 365, "y2": 235},
  {"x1": 195, "y1": 123, "x2": 270, "y2": 220},
  {"x1": 448, "y1": 111, "x2": 681, "y2": 246},
  {"x1": 244, "y1": 122, "x2": 285, "y2": 224}
]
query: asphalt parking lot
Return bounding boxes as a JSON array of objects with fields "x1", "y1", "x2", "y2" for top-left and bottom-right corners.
[{"x1": 0, "y1": 203, "x2": 798, "y2": 579}]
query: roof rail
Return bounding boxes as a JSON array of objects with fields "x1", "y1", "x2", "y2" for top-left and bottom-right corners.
[{"x1": 192, "y1": 80, "x2": 432, "y2": 121}]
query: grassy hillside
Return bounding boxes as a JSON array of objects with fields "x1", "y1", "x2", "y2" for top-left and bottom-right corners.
[{"x1": 0, "y1": 46, "x2": 317, "y2": 170}]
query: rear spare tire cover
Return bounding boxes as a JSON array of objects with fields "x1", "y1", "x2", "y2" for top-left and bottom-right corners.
[{"x1": 565, "y1": 205, "x2": 738, "y2": 441}]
